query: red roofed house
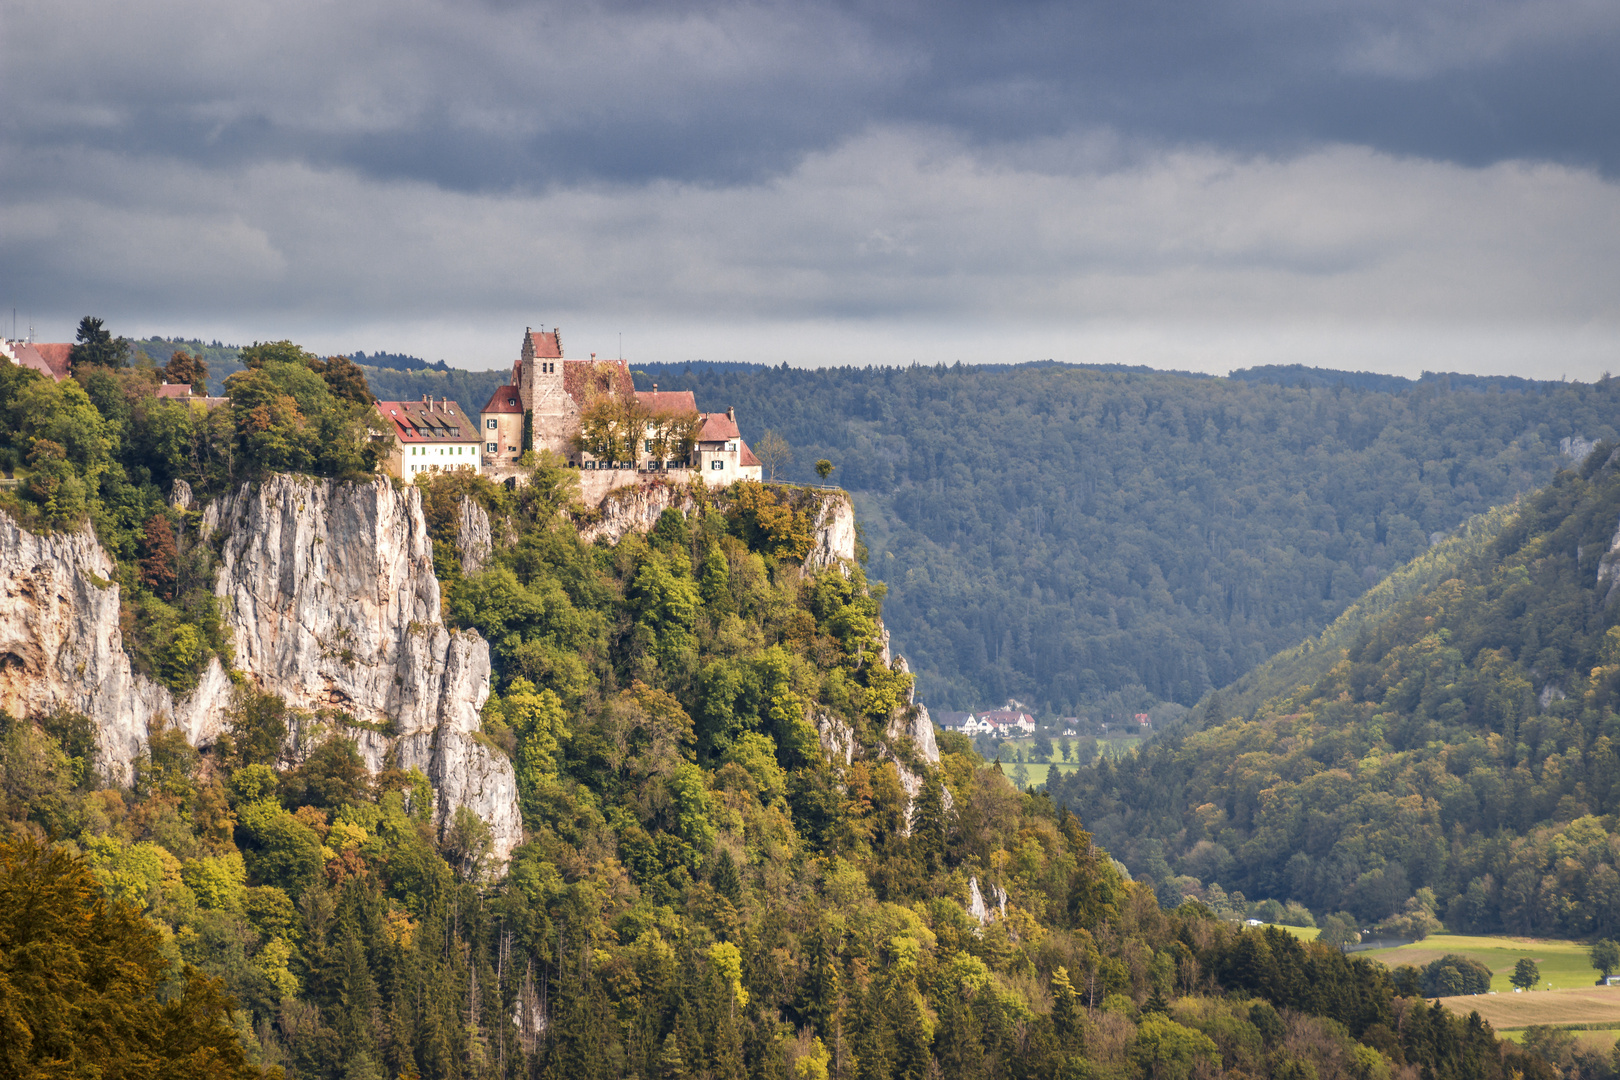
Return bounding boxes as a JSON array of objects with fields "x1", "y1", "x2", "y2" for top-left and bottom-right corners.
[
  {"x1": 156, "y1": 383, "x2": 191, "y2": 399},
  {"x1": 693, "y1": 407, "x2": 763, "y2": 483},
  {"x1": 1, "y1": 339, "x2": 72, "y2": 381},
  {"x1": 374, "y1": 396, "x2": 482, "y2": 480},
  {"x1": 478, "y1": 383, "x2": 525, "y2": 467}
]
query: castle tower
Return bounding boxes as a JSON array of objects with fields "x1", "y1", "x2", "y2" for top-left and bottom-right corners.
[{"x1": 517, "y1": 326, "x2": 564, "y2": 413}]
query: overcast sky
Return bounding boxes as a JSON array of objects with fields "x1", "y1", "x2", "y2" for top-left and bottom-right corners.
[{"x1": 3, "y1": 0, "x2": 1619, "y2": 377}]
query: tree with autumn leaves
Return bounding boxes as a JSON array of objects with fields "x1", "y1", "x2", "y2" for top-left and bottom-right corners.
[{"x1": 0, "y1": 834, "x2": 272, "y2": 1079}]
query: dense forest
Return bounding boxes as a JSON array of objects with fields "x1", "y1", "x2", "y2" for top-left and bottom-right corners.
[
  {"x1": 112, "y1": 338, "x2": 1616, "y2": 717},
  {"x1": 633, "y1": 361, "x2": 1618, "y2": 716},
  {"x1": 0, "y1": 320, "x2": 1565, "y2": 1079},
  {"x1": 1050, "y1": 444, "x2": 1620, "y2": 945}
]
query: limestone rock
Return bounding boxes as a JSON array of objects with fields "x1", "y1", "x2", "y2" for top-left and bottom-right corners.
[
  {"x1": 1597, "y1": 511, "x2": 1620, "y2": 605},
  {"x1": 0, "y1": 476, "x2": 524, "y2": 862},
  {"x1": 812, "y1": 708, "x2": 856, "y2": 766},
  {"x1": 578, "y1": 482, "x2": 698, "y2": 546},
  {"x1": 457, "y1": 497, "x2": 493, "y2": 576},
  {"x1": 0, "y1": 511, "x2": 232, "y2": 777},
  {"x1": 804, "y1": 491, "x2": 856, "y2": 572}
]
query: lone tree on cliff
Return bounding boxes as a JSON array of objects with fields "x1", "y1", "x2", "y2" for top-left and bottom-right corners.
[
  {"x1": 815, "y1": 458, "x2": 834, "y2": 483},
  {"x1": 755, "y1": 429, "x2": 791, "y2": 481}
]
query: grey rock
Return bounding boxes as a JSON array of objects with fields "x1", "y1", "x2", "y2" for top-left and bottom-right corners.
[{"x1": 457, "y1": 497, "x2": 493, "y2": 576}]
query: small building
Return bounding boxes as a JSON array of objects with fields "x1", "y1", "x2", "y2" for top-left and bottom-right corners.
[
  {"x1": 692, "y1": 408, "x2": 763, "y2": 483},
  {"x1": 978, "y1": 709, "x2": 1036, "y2": 737},
  {"x1": 156, "y1": 382, "x2": 191, "y2": 399},
  {"x1": 479, "y1": 384, "x2": 525, "y2": 468},
  {"x1": 374, "y1": 397, "x2": 482, "y2": 480},
  {"x1": 1, "y1": 339, "x2": 71, "y2": 381},
  {"x1": 935, "y1": 711, "x2": 976, "y2": 732},
  {"x1": 1134, "y1": 713, "x2": 1152, "y2": 727}
]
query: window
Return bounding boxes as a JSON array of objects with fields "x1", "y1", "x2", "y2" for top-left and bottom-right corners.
[
  {"x1": 727, "y1": 441, "x2": 737, "y2": 451},
  {"x1": 711, "y1": 460, "x2": 724, "y2": 470},
  {"x1": 644, "y1": 440, "x2": 654, "y2": 452},
  {"x1": 507, "y1": 398, "x2": 517, "y2": 406},
  {"x1": 487, "y1": 419, "x2": 496, "y2": 429},
  {"x1": 487, "y1": 442, "x2": 497, "y2": 452}
]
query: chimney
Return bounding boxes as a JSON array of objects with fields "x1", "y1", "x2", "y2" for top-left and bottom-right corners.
[
  {"x1": 422, "y1": 394, "x2": 428, "y2": 406},
  {"x1": 653, "y1": 383, "x2": 658, "y2": 394},
  {"x1": 591, "y1": 352, "x2": 596, "y2": 361},
  {"x1": 727, "y1": 406, "x2": 735, "y2": 422}
]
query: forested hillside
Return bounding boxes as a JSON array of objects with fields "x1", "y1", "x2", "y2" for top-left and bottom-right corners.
[
  {"x1": 0, "y1": 323, "x2": 1562, "y2": 1079},
  {"x1": 635, "y1": 361, "x2": 1618, "y2": 714},
  {"x1": 1050, "y1": 445, "x2": 1620, "y2": 942}
]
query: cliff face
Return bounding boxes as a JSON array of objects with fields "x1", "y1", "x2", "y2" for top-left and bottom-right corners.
[
  {"x1": 577, "y1": 482, "x2": 859, "y2": 567},
  {"x1": 0, "y1": 477, "x2": 522, "y2": 862},
  {"x1": 0, "y1": 512, "x2": 232, "y2": 774}
]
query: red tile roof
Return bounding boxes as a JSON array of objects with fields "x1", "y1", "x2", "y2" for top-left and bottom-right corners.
[
  {"x1": 481, "y1": 384, "x2": 523, "y2": 414},
  {"x1": 527, "y1": 330, "x2": 562, "y2": 359},
  {"x1": 9, "y1": 342, "x2": 71, "y2": 381},
  {"x1": 562, "y1": 358, "x2": 634, "y2": 408},
  {"x1": 739, "y1": 440, "x2": 760, "y2": 467},
  {"x1": 35, "y1": 343, "x2": 72, "y2": 378},
  {"x1": 635, "y1": 389, "x2": 698, "y2": 414},
  {"x1": 374, "y1": 398, "x2": 477, "y2": 443},
  {"x1": 156, "y1": 383, "x2": 191, "y2": 398},
  {"x1": 697, "y1": 412, "x2": 741, "y2": 442}
]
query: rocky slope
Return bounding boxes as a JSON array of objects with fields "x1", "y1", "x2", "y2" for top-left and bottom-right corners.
[{"x1": 0, "y1": 476, "x2": 522, "y2": 861}]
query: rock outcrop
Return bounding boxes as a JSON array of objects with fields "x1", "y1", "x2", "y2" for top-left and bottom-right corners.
[
  {"x1": 205, "y1": 475, "x2": 521, "y2": 858},
  {"x1": 0, "y1": 476, "x2": 523, "y2": 862},
  {"x1": 0, "y1": 511, "x2": 232, "y2": 777},
  {"x1": 805, "y1": 491, "x2": 856, "y2": 572},
  {"x1": 457, "y1": 497, "x2": 493, "y2": 575},
  {"x1": 578, "y1": 482, "x2": 699, "y2": 546}
]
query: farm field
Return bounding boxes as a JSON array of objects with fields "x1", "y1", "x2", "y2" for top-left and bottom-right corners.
[
  {"x1": 992, "y1": 737, "x2": 1145, "y2": 790},
  {"x1": 1362, "y1": 933, "x2": 1598, "y2": 994},
  {"x1": 1439, "y1": 986, "x2": 1620, "y2": 1030},
  {"x1": 1501, "y1": 1028, "x2": 1620, "y2": 1049}
]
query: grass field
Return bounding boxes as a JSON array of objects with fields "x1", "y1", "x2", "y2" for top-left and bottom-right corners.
[
  {"x1": 993, "y1": 737, "x2": 1144, "y2": 789},
  {"x1": 1438, "y1": 987, "x2": 1620, "y2": 1029},
  {"x1": 1278, "y1": 925, "x2": 1321, "y2": 942},
  {"x1": 1362, "y1": 933, "x2": 1598, "y2": 994},
  {"x1": 1501, "y1": 1027, "x2": 1620, "y2": 1047}
]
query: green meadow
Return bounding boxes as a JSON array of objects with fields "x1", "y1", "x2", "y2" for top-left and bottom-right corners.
[
  {"x1": 991, "y1": 735, "x2": 1145, "y2": 789},
  {"x1": 1362, "y1": 933, "x2": 1600, "y2": 993}
]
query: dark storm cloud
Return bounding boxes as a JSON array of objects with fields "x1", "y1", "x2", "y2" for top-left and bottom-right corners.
[{"x1": 6, "y1": 0, "x2": 1620, "y2": 194}]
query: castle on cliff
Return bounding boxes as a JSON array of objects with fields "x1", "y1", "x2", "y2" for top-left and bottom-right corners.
[
  {"x1": 479, "y1": 327, "x2": 761, "y2": 483},
  {"x1": 375, "y1": 326, "x2": 762, "y2": 488}
]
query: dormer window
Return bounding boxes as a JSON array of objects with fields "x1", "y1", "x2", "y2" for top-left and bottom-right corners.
[{"x1": 507, "y1": 398, "x2": 517, "y2": 406}]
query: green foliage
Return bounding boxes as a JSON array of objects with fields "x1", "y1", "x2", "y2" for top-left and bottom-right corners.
[
  {"x1": 1591, "y1": 939, "x2": 1620, "y2": 980},
  {"x1": 1511, "y1": 957, "x2": 1540, "y2": 991},
  {"x1": 1053, "y1": 454, "x2": 1620, "y2": 939},
  {"x1": 1419, "y1": 954, "x2": 1494, "y2": 997},
  {"x1": 638, "y1": 360, "x2": 1618, "y2": 714},
  {"x1": 0, "y1": 834, "x2": 265, "y2": 1079}
]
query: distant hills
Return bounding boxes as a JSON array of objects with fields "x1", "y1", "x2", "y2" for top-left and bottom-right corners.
[
  {"x1": 1050, "y1": 444, "x2": 1620, "y2": 938},
  {"x1": 115, "y1": 340, "x2": 1609, "y2": 719},
  {"x1": 632, "y1": 359, "x2": 1613, "y2": 717}
]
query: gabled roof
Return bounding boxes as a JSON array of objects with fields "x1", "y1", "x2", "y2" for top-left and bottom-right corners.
[
  {"x1": 156, "y1": 383, "x2": 190, "y2": 399},
  {"x1": 635, "y1": 389, "x2": 698, "y2": 414},
  {"x1": 979, "y1": 710, "x2": 1034, "y2": 725},
  {"x1": 697, "y1": 412, "x2": 741, "y2": 441},
  {"x1": 562, "y1": 357, "x2": 634, "y2": 407},
  {"x1": 481, "y1": 384, "x2": 523, "y2": 414},
  {"x1": 374, "y1": 398, "x2": 478, "y2": 443},
  {"x1": 526, "y1": 330, "x2": 562, "y2": 359},
  {"x1": 739, "y1": 440, "x2": 760, "y2": 467},
  {"x1": 9, "y1": 342, "x2": 71, "y2": 381}
]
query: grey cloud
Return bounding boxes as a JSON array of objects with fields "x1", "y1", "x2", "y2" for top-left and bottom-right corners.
[{"x1": 6, "y1": 0, "x2": 1620, "y2": 196}]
